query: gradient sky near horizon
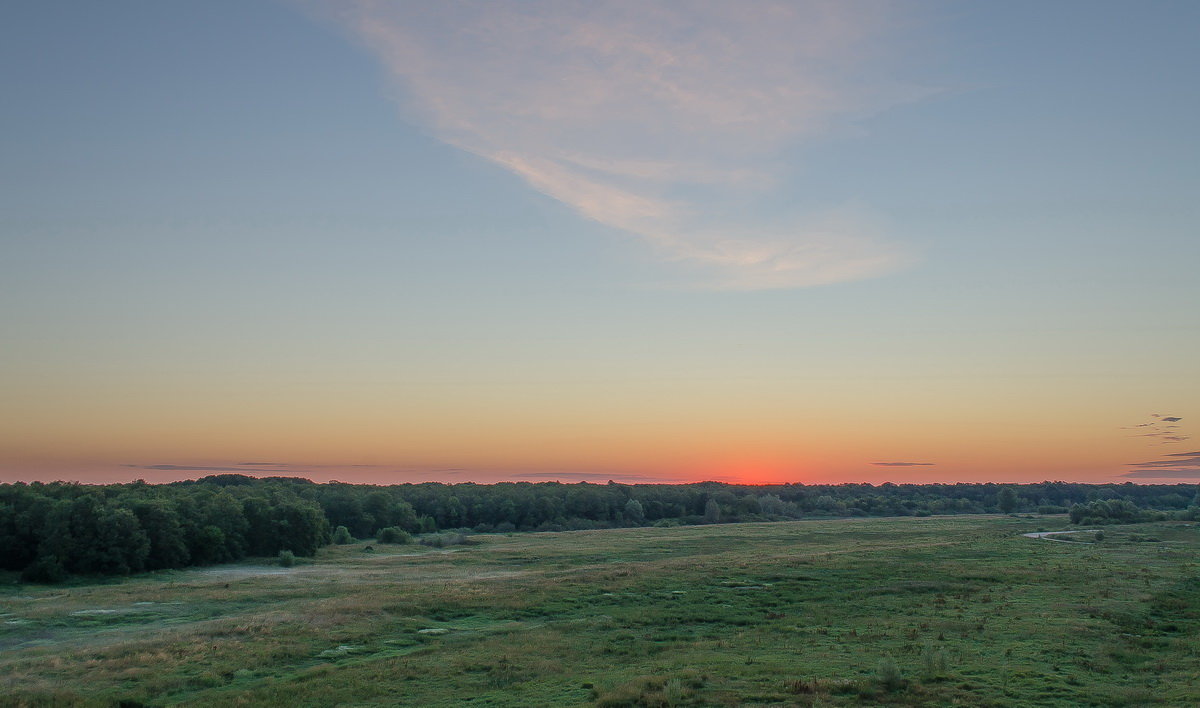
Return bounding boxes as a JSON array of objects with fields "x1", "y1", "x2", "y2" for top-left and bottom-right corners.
[{"x1": 2, "y1": 1, "x2": 1198, "y2": 486}]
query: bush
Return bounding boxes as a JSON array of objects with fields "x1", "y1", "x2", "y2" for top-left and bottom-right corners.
[
  {"x1": 278, "y1": 550, "x2": 296, "y2": 567},
  {"x1": 376, "y1": 527, "x2": 412, "y2": 544},
  {"x1": 419, "y1": 532, "x2": 470, "y2": 548},
  {"x1": 331, "y1": 525, "x2": 355, "y2": 545},
  {"x1": 875, "y1": 657, "x2": 904, "y2": 692},
  {"x1": 21, "y1": 555, "x2": 68, "y2": 584},
  {"x1": 921, "y1": 646, "x2": 948, "y2": 679}
]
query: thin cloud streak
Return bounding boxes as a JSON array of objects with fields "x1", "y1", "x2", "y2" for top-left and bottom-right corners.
[
  {"x1": 125, "y1": 464, "x2": 282, "y2": 473},
  {"x1": 125, "y1": 462, "x2": 390, "y2": 474},
  {"x1": 1122, "y1": 450, "x2": 1200, "y2": 479},
  {"x1": 329, "y1": 0, "x2": 923, "y2": 289},
  {"x1": 1123, "y1": 413, "x2": 1189, "y2": 444},
  {"x1": 123, "y1": 462, "x2": 676, "y2": 484}
]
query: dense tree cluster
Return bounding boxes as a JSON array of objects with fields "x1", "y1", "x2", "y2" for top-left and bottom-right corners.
[
  {"x1": 2, "y1": 476, "x2": 1197, "y2": 581},
  {"x1": 1068, "y1": 498, "x2": 1168, "y2": 525},
  {"x1": 0, "y1": 479, "x2": 329, "y2": 582}
]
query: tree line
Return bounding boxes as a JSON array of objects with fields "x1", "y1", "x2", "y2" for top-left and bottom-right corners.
[{"x1": 2, "y1": 476, "x2": 1197, "y2": 582}]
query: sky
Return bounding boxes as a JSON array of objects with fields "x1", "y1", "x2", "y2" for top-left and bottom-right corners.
[{"x1": 2, "y1": 0, "x2": 1198, "y2": 486}]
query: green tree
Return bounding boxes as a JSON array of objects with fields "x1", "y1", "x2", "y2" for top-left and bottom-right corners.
[
  {"x1": 131, "y1": 499, "x2": 189, "y2": 569},
  {"x1": 90, "y1": 506, "x2": 150, "y2": 574},
  {"x1": 624, "y1": 499, "x2": 645, "y2": 524},
  {"x1": 272, "y1": 501, "x2": 330, "y2": 556},
  {"x1": 704, "y1": 499, "x2": 721, "y2": 524},
  {"x1": 998, "y1": 487, "x2": 1018, "y2": 514},
  {"x1": 190, "y1": 525, "x2": 229, "y2": 565},
  {"x1": 737, "y1": 495, "x2": 762, "y2": 516}
]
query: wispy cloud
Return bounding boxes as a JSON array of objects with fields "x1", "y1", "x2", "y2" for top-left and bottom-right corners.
[
  {"x1": 1122, "y1": 414, "x2": 1189, "y2": 444},
  {"x1": 872, "y1": 461, "x2": 935, "y2": 467},
  {"x1": 325, "y1": 0, "x2": 923, "y2": 289},
  {"x1": 123, "y1": 462, "x2": 673, "y2": 484},
  {"x1": 125, "y1": 464, "x2": 284, "y2": 473},
  {"x1": 125, "y1": 462, "x2": 387, "y2": 473},
  {"x1": 1121, "y1": 450, "x2": 1200, "y2": 479}
]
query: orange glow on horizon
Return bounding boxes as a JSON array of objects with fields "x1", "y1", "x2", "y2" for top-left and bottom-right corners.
[{"x1": 689, "y1": 455, "x2": 809, "y2": 486}]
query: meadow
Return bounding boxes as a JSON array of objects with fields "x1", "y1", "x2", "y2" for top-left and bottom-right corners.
[{"x1": 2, "y1": 515, "x2": 1198, "y2": 706}]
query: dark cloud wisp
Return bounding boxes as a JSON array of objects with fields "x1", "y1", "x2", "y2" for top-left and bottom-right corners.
[
  {"x1": 1124, "y1": 414, "x2": 1189, "y2": 444},
  {"x1": 1121, "y1": 450, "x2": 1200, "y2": 479}
]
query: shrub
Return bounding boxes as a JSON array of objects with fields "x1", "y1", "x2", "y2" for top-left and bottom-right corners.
[
  {"x1": 278, "y1": 550, "x2": 296, "y2": 567},
  {"x1": 875, "y1": 657, "x2": 904, "y2": 692},
  {"x1": 21, "y1": 555, "x2": 69, "y2": 584},
  {"x1": 419, "y1": 532, "x2": 470, "y2": 548},
  {"x1": 331, "y1": 525, "x2": 355, "y2": 545},
  {"x1": 921, "y1": 646, "x2": 948, "y2": 679},
  {"x1": 376, "y1": 527, "x2": 412, "y2": 544}
]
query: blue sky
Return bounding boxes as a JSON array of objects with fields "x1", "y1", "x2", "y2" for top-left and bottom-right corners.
[{"x1": 2, "y1": 1, "x2": 1197, "y2": 484}]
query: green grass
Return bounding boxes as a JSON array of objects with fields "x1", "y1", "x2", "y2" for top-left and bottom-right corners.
[{"x1": 2, "y1": 516, "x2": 1199, "y2": 706}]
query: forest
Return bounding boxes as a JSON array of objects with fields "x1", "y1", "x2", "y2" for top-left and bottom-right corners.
[{"x1": 2, "y1": 475, "x2": 1197, "y2": 582}]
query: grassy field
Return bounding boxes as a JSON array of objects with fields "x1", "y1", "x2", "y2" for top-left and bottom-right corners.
[{"x1": 2, "y1": 515, "x2": 1198, "y2": 706}]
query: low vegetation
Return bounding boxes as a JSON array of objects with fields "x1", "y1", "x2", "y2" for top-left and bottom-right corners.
[{"x1": 1, "y1": 515, "x2": 1198, "y2": 706}]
